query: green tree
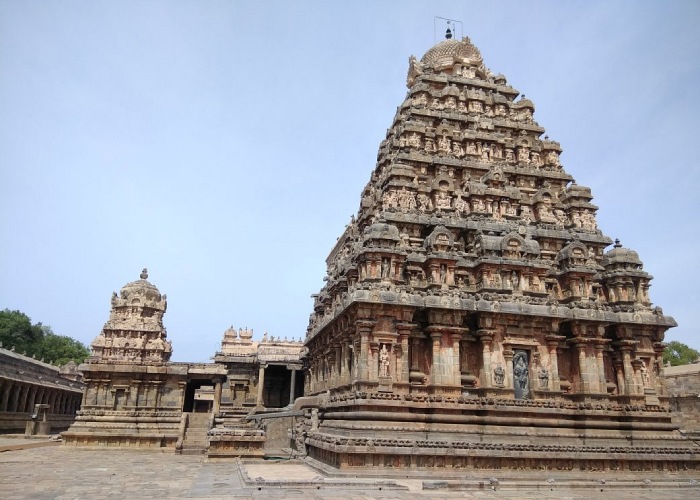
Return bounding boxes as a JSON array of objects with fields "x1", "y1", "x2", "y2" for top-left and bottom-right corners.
[
  {"x1": 0, "y1": 309, "x2": 44, "y2": 356},
  {"x1": 35, "y1": 328, "x2": 90, "y2": 365},
  {"x1": 663, "y1": 341, "x2": 700, "y2": 366},
  {"x1": 0, "y1": 309, "x2": 89, "y2": 365}
]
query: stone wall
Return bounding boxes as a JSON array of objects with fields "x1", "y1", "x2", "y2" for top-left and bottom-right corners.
[{"x1": 665, "y1": 363, "x2": 700, "y2": 432}]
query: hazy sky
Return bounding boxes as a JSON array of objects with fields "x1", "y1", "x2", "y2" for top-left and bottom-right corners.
[{"x1": 1, "y1": 1, "x2": 699, "y2": 362}]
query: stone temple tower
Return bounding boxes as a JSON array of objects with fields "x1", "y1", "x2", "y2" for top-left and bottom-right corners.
[
  {"x1": 301, "y1": 35, "x2": 697, "y2": 471},
  {"x1": 88, "y1": 268, "x2": 173, "y2": 364}
]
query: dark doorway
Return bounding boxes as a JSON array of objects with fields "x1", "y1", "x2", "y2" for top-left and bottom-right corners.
[
  {"x1": 183, "y1": 379, "x2": 212, "y2": 412},
  {"x1": 263, "y1": 365, "x2": 291, "y2": 408}
]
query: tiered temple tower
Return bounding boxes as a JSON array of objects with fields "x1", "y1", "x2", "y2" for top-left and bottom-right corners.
[
  {"x1": 63, "y1": 269, "x2": 189, "y2": 448},
  {"x1": 302, "y1": 35, "x2": 697, "y2": 471}
]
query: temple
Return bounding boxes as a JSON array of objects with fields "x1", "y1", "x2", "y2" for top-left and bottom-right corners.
[
  {"x1": 300, "y1": 35, "x2": 698, "y2": 471},
  {"x1": 61, "y1": 34, "x2": 699, "y2": 472}
]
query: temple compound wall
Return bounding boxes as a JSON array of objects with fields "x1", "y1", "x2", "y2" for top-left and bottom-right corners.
[
  {"x1": 0, "y1": 347, "x2": 83, "y2": 434},
  {"x1": 300, "y1": 34, "x2": 699, "y2": 472}
]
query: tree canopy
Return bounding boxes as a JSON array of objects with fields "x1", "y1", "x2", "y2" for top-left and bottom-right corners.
[
  {"x1": 0, "y1": 309, "x2": 90, "y2": 365},
  {"x1": 663, "y1": 340, "x2": 700, "y2": 367}
]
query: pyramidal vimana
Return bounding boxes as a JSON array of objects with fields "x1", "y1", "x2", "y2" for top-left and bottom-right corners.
[{"x1": 302, "y1": 34, "x2": 696, "y2": 471}]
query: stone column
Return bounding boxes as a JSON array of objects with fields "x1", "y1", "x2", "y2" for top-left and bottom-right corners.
[
  {"x1": 289, "y1": 369, "x2": 297, "y2": 403},
  {"x1": 256, "y1": 365, "x2": 266, "y2": 407},
  {"x1": 129, "y1": 381, "x2": 141, "y2": 407},
  {"x1": 339, "y1": 342, "x2": 348, "y2": 385},
  {"x1": 18, "y1": 384, "x2": 30, "y2": 412},
  {"x1": 574, "y1": 341, "x2": 590, "y2": 393},
  {"x1": 631, "y1": 359, "x2": 643, "y2": 395},
  {"x1": 369, "y1": 343, "x2": 379, "y2": 381},
  {"x1": 47, "y1": 391, "x2": 57, "y2": 414},
  {"x1": 27, "y1": 385, "x2": 37, "y2": 413},
  {"x1": 503, "y1": 350, "x2": 514, "y2": 389},
  {"x1": 356, "y1": 321, "x2": 373, "y2": 381},
  {"x1": 429, "y1": 331, "x2": 443, "y2": 385},
  {"x1": 594, "y1": 342, "x2": 607, "y2": 393},
  {"x1": 11, "y1": 383, "x2": 23, "y2": 412},
  {"x1": 620, "y1": 343, "x2": 636, "y2": 395},
  {"x1": 396, "y1": 323, "x2": 412, "y2": 384},
  {"x1": 477, "y1": 331, "x2": 494, "y2": 387},
  {"x1": 450, "y1": 333, "x2": 462, "y2": 386},
  {"x1": 545, "y1": 336, "x2": 561, "y2": 391},
  {"x1": 213, "y1": 379, "x2": 223, "y2": 414},
  {"x1": 614, "y1": 360, "x2": 625, "y2": 395},
  {"x1": 0, "y1": 380, "x2": 12, "y2": 411}
]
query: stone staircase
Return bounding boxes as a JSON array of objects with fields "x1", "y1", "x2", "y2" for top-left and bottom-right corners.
[
  {"x1": 207, "y1": 404, "x2": 266, "y2": 458},
  {"x1": 180, "y1": 412, "x2": 211, "y2": 455}
]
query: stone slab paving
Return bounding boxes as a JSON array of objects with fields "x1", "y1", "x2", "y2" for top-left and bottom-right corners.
[{"x1": 1, "y1": 446, "x2": 699, "y2": 499}]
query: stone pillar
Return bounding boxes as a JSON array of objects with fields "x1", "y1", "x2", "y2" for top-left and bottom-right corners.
[
  {"x1": 27, "y1": 386, "x2": 37, "y2": 413},
  {"x1": 256, "y1": 365, "x2": 266, "y2": 407},
  {"x1": 575, "y1": 341, "x2": 590, "y2": 393},
  {"x1": 357, "y1": 321, "x2": 373, "y2": 381},
  {"x1": 503, "y1": 350, "x2": 514, "y2": 389},
  {"x1": 429, "y1": 332, "x2": 443, "y2": 385},
  {"x1": 478, "y1": 331, "x2": 494, "y2": 388},
  {"x1": 545, "y1": 336, "x2": 561, "y2": 391},
  {"x1": 0, "y1": 380, "x2": 12, "y2": 411},
  {"x1": 129, "y1": 381, "x2": 141, "y2": 407},
  {"x1": 396, "y1": 328, "x2": 411, "y2": 383},
  {"x1": 11, "y1": 383, "x2": 22, "y2": 412},
  {"x1": 369, "y1": 343, "x2": 379, "y2": 381},
  {"x1": 47, "y1": 391, "x2": 57, "y2": 414},
  {"x1": 620, "y1": 343, "x2": 636, "y2": 395},
  {"x1": 289, "y1": 369, "x2": 297, "y2": 403},
  {"x1": 594, "y1": 342, "x2": 607, "y2": 393},
  {"x1": 18, "y1": 384, "x2": 30, "y2": 413},
  {"x1": 631, "y1": 359, "x2": 643, "y2": 395},
  {"x1": 450, "y1": 333, "x2": 462, "y2": 386},
  {"x1": 339, "y1": 342, "x2": 348, "y2": 384},
  {"x1": 614, "y1": 360, "x2": 625, "y2": 395},
  {"x1": 213, "y1": 379, "x2": 223, "y2": 414}
]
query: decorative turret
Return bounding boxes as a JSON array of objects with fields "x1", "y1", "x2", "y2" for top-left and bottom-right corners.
[{"x1": 89, "y1": 268, "x2": 172, "y2": 364}]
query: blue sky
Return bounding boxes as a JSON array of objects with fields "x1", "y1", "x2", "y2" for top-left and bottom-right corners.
[{"x1": 1, "y1": 1, "x2": 698, "y2": 362}]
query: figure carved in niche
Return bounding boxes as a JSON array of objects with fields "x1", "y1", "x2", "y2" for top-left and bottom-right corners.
[
  {"x1": 505, "y1": 149, "x2": 515, "y2": 163},
  {"x1": 641, "y1": 361, "x2": 650, "y2": 387},
  {"x1": 453, "y1": 196, "x2": 469, "y2": 214},
  {"x1": 546, "y1": 150, "x2": 560, "y2": 166},
  {"x1": 538, "y1": 367, "x2": 549, "y2": 389},
  {"x1": 381, "y1": 258, "x2": 390, "y2": 278},
  {"x1": 439, "y1": 264, "x2": 447, "y2": 284},
  {"x1": 517, "y1": 147, "x2": 530, "y2": 163},
  {"x1": 435, "y1": 191, "x2": 452, "y2": 209},
  {"x1": 424, "y1": 137, "x2": 436, "y2": 153},
  {"x1": 452, "y1": 141, "x2": 464, "y2": 157},
  {"x1": 513, "y1": 351, "x2": 530, "y2": 399},
  {"x1": 438, "y1": 135, "x2": 451, "y2": 153},
  {"x1": 511, "y1": 271, "x2": 520, "y2": 290},
  {"x1": 417, "y1": 193, "x2": 432, "y2": 212},
  {"x1": 493, "y1": 365, "x2": 505, "y2": 386},
  {"x1": 379, "y1": 345, "x2": 390, "y2": 378},
  {"x1": 445, "y1": 96, "x2": 457, "y2": 110},
  {"x1": 408, "y1": 132, "x2": 421, "y2": 148}
]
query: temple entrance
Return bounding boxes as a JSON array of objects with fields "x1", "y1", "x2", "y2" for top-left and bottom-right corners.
[
  {"x1": 183, "y1": 379, "x2": 213, "y2": 412},
  {"x1": 263, "y1": 365, "x2": 291, "y2": 408},
  {"x1": 513, "y1": 350, "x2": 530, "y2": 399}
]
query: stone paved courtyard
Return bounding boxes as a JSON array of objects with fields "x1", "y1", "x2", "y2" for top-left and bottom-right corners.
[{"x1": 1, "y1": 440, "x2": 699, "y2": 499}]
